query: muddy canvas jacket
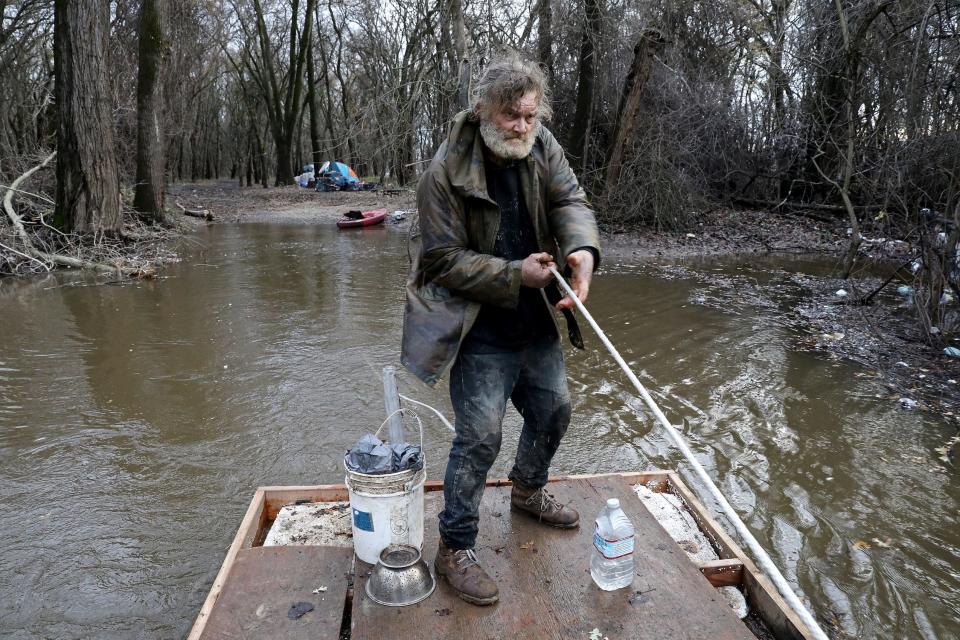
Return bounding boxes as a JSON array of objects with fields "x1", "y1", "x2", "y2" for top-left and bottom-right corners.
[{"x1": 401, "y1": 110, "x2": 601, "y2": 386}]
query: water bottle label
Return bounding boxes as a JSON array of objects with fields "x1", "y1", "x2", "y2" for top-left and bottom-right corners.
[{"x1": 593, "y1": 529, "x2": 635, "y2": 559}]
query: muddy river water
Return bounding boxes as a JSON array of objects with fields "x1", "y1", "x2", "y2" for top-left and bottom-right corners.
[{"x1": 1, "y1": 222, "x2": 957, "y2": 639}]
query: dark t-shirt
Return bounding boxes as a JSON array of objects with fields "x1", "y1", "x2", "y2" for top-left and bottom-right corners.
[{"x1": 461, "y1": 158, "x2": 556, "y2": 352}]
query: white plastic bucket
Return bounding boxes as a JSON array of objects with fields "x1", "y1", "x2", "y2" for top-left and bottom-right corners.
[
  {"x1": 345, "y1": 465, "x2": 425, "y2": 564},
  {"x1": 344, "y1": 410, "x2": 426, "y2": 564}
]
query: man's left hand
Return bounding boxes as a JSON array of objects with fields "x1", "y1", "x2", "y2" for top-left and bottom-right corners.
[{"x1": 556, "y1": 250, "x2": 594, "y2": 310}]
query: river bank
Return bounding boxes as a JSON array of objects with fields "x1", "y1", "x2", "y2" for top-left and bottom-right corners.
[{"x1": 168, "y1": 181, "x2": 848, "y2": 259}]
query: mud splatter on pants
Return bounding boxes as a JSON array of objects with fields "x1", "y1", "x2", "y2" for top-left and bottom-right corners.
[{"x1": 438, "y1": 334, "x2": 572, "y2": 550}]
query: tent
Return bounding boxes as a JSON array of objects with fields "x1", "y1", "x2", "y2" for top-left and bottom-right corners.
[{"x1": 318, "y1": 161, "x2": 359, "y2": 184}]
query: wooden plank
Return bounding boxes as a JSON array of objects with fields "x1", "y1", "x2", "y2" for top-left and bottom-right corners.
[
  {"x1": 188, "y1": 489, "x2": 267, "y2": 640},
  {"x1": 663, "y1": 472, "x2": 816, "y2": 640},
  {"x1": 258, "y1": 474, "x2": 666, "y2": 529},
  {"x1": 198, "y1": 546, "x2": 351, "y2": 640},
  {"x1": 261, "y1": 472, "x2": 666, "y2": 504},
  {"x1": 351, "y1": 477, "x2": 754, "y2": 640},
  {"x1": 663, "y1": 472, "x2": 739, "y2": 560},
  {"x1": 261, "y1": 484, "x2": 351, "y2": 520},
  {"x1": 698, "y1": 559, "x2": 745, "y2": 588},
  {"x1": 742, "y1": 568, "x2": 813, "y2": 640}
]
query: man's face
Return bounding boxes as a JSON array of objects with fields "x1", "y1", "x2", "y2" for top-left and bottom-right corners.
[{"x1": 480, "y1": 90, "x2": 540, "y2": 161}]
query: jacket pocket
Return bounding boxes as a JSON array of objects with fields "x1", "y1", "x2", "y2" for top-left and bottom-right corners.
[{"x1": 418, "y1": 281, "x2": 453, "y2": 301}]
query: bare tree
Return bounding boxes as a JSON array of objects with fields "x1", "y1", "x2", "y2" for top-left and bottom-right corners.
[
  {"x1": 605, "y1": 30, "x2": 665, "y2": 195},
  {"x1": 133, "y1": 0, "x2": 168, "y2": 222},
  {"x1": 53, "y1": 0, "x2": 121, "y2": 233},
  {"x1": 536, "y1": 0, "x2": 554, "y2": 84},
  {"x1": 568, "y1": 0, "x2": 602, "y2": 175},
  {"x1": 242, "y1": 0, "x2": 317, "y2": 185}
]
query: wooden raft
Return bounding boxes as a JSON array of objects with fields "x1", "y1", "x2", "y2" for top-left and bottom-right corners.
[
  {"x1": 351, "y1": 475, "x2": 753, "y2": 640},
  {"x1": 189, "y1": 472, "x2": 816, "y2": 640}
]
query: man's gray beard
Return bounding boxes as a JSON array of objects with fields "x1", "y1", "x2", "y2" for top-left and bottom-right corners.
[{"x1": 479, "y1": 119, "x2": 537, "y2": 161}]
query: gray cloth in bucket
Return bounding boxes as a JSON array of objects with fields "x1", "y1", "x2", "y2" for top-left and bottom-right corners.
[
  {"x1": 345, "y1": 434, "x2": 393, "y2": 474},
  {"x1": 391, "y1": 442, "x2": 423, "y2": 471},
  {"x1": 345, "y1": 434, "x2": 423, "y2": 474}
]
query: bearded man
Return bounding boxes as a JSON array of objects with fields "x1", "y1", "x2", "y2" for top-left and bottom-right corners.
[{"x1": 400, "y1": 54, "x2": 600, "y2": 605}]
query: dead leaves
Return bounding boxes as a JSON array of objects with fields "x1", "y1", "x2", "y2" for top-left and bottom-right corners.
[
  {"x1": 852, "y1": 537, "x2": 894, "y2": 551},
  {"x1": 934, "y1": 435, "x2": 959, "y2": 465}
]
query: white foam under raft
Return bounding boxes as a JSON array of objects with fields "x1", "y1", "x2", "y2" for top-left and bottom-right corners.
[{"x1": 263, "y1": 502, "x2": 353, "y2": 547}]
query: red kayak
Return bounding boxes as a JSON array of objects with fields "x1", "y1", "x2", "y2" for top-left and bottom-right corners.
[{"x1": 336, "y1": 208, "x2": 387, "y2": 229}]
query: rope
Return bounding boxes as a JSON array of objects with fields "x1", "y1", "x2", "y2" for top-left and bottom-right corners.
[
  {"x1": 547, "y1": 265, "x2": 829, "y2": 640},
  {"x1": 398, "y1": 394, "x2": 455, "y2": 432}
]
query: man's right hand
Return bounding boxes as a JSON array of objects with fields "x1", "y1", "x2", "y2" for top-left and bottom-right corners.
[{"x1": 520, "y1": 252, "x2": 556, "y2": 288}]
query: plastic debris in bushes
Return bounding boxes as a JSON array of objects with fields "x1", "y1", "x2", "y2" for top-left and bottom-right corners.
[
  {"x1": 296, "y1": 172, "x2": 315, "y2": 188},
  {"x1": 345, "y1": 433, "x2": 423, "y2": 474}
]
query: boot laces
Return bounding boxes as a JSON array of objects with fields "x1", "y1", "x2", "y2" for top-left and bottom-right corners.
[
  {"x1": 526, "y1": 488, "x2": 562, "y2": 514},
  {"x1": 454, "y1": 549, "x2": 479, "y2": 567}
]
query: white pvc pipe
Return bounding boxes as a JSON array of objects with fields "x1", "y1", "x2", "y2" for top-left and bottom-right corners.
[
  {"x1": 548, "y1": 266, "x2": 829, "y2": 640},
  {"x1": 382, "y1": 366, "x2": 405, "y2": 444}
]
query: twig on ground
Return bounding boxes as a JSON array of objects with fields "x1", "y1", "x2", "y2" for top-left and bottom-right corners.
[{"x1": 175, "y1": 200, "x2": 214, "y2": 221}]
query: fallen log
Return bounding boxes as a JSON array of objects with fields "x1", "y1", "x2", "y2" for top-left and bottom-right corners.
[
  {"x1": 2, "y1": 152, "x2": 118, "y2": 274},
  {"x1": 732, "y1": 197, "x2": 885, "y2": 214},
  {"x1": 175, "y1": 200, "x2": 214, "y2": 221}
]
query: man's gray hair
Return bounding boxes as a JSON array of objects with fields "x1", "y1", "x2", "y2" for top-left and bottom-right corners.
[{"x1": 471, "y1": 53, "x2": 553, "y2": 122}]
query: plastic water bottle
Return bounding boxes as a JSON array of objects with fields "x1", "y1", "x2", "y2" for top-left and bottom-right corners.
[{"x1": 591, "y1": 498, "x2": 635, "y2": 590}]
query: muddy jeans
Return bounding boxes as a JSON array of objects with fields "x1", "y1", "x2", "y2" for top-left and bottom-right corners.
[{"x1": 438, "y1": 333, "x2": 572, "y2": 550}]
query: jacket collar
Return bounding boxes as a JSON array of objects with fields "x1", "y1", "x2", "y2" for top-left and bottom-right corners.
[{"x1": 444, "y1": 110, "x2": 540, "y2": 205}]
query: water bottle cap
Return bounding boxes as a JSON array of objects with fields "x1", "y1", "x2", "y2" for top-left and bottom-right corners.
[{"x1": 606, "y1": 498, "x2": 620, "y2": 509}]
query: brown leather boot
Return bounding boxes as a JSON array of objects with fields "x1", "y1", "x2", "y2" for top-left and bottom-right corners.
[
  {"x1": 510, "y1": 484, "x2": 580, "y2": 528},
  {"x1": 434, "y1": 541, "x2": 499, "y2": 606}
]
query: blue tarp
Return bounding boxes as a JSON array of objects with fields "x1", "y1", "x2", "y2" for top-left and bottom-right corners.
[{"x1": 320, "y1": 161, "x2": 359, "y2": 183}]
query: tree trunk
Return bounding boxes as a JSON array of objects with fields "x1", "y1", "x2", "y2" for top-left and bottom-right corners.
[
  {"x1": 307, "y1": 40, "x2": 323, "y2": 180},
  {"x1": 536, "y1": 0, "x2": 553, "y2": 85},
  {"x1": 568, "y1": 0, "x2": 602, "y2": 176},
  {"x1": 133, "y1": 0, "x2": 167, "y2": 222},
  {"x1": 257, "y1": 125, "x2": 268, "y2": 188},
  {"x1": 275, "y1": 137, "x2": 292, "y2": 185},
  {"x1": 605, "y1": 31, "x2": 664, "y2": 195},
  {"x1": 453, "y1": 0, "x2": 470, "y2": 111},
  {"x1": 316, "y1": 32, "x2": 337, "y2": 157},
  {"x1": 328, "y1": 0, "x2": 355, "y2": 163},
  {"x1": 53, "y1": 0, "x2": 121, "y2": 234}
]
